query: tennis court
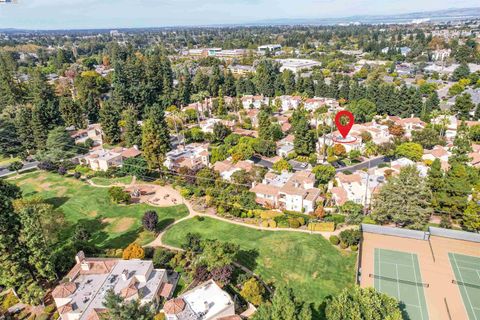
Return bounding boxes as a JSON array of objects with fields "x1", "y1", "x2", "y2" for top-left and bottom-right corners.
[
  {"x1": 449, "y1": 253, "x2": 480, "y2": 320},
  {"x1": 374, "y1": 248, "x2": 429, "y2": 320}
]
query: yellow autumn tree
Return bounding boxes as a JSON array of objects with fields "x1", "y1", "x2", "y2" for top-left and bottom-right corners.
[{"x1": 122, "y1": 242, "x2": 145, "y2": 260}]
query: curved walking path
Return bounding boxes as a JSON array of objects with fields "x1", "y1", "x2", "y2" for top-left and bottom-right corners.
[{"x1": 83, "y1": 177, "x2": 356, "y2": 247}]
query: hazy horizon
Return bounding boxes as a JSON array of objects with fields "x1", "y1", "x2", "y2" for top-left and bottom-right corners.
[{"x1": 0, "y1": 0, "x2": 479, "y2": 30}]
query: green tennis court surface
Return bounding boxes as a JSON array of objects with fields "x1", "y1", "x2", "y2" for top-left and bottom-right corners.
[
  {"x1": 449, "y1": 253, "x2": 480, "y2": 320},
  {"x1": 374, "y1": 248, "x2": 429, "y2": 320}
]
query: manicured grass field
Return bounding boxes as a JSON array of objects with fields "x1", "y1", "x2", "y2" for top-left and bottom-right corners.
[
  {"x1": 163, "y1": 217, "x2": 357, "y2": 304},
  {"x1": 90, "y1": 176, "x2": 133, "y2": 186},
  {"x1": 9, "y1": 171, "x2": 189, "y2": 248}
]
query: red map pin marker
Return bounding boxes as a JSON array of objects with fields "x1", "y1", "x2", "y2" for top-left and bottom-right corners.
[{"x1": 335, "y1": 110, "x2": 354, "y2": 138}]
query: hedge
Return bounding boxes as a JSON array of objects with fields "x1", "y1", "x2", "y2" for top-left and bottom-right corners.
[
  {"x1": 260, "y1": 210, "x2": 283, "y2": 220},
  {"x1": 329, "y1": 235, "x2": 340, "y2": 245},
  {"x1": 307, "y1": 222, "x2": 335, "y2": 232},
  {"x1": 350, "y1": 245, "x2": 358, "y2": 251}
]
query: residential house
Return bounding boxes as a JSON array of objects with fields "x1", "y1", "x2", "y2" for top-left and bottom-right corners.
[
  {"x1": 277, "y1": 95, "x2": 302, "y2": 111},
  {"x1": 164, "y1": 279, "x2": 236, "y2": 320},
  {"x1": 241, "y1": 95, "x2": 269, "y2": 109},
  {"x1": 164, "y1": 143, "x2": 209, "y2": 171},
  {"x1": 213, "y1": 158, "x2": 254, "y2": 181},
  {"x1": 79, "y1": 147, "x2": 141, "y2": 171},
  {"x1": 250, "y1": 170, "x2": 321, "y2": 213},
  {"x1": 422, "y1": 145, "x2": 451, "y2": 170},
  {"x1": 52, "y1": 251, "x2": 175, "y2": 320},
  {"x1": 69, "y1": 124, "x2": 103, "y2": 146},
  {"x1": 329, "y1": 171, "x2": 383, "y2": 206},
  {"x1": 276, "y1": 134, "x2": 295, "y2": 157}
]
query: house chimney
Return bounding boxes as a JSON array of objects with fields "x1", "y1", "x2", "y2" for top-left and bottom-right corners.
[
  {"x1": 121, "y1": 269, "x2": 129, "y2": 281},
  {"x1": 75, "y1": 251, "x2": 85, "y2": 264},
  {"x1": 81, "y1": 261, "x2": 90, "y2": 271}
]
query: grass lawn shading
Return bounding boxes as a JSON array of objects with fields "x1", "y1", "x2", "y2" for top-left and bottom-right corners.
[
  {"x1": 373, "y1": 248, "x2": 429, "y2": 320},
  {"x1": 90, "y1": 176, "x2": 133, "y2": 186},
  {"x1": 162, "y1": 217, "x2": 357, "y2": 305},
  {"x1": 448, "y1": 253, "x2": 480, "y2": 320},
  {"x1": 10, "y1": 171, "x2": 189, "y2": 248}
]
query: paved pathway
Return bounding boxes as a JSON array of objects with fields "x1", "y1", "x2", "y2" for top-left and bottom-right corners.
[{"x1": 83, "y1": 178, "x2": 356, "y2": 246}]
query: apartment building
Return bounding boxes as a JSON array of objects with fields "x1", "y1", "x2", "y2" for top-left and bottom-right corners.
[
  {"x1": 164, "y1": 143, "x2": 209, "y2": 171},
  {"x1": 52, "y1": 252, "x2": 175, "y2": 320},
  {"x1": 251, "y1": 170, "x2": 321, "y2": 213}
]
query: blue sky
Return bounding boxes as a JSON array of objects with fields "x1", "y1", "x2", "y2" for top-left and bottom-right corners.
[{"x1": 0, "y1": 0, "x2": 478, "y2": 29}]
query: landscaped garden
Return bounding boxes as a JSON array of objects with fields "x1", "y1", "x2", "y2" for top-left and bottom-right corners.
[
  {"x1": 162, "y1": 217, "x2": 357, "y2": 305},
  {"x1": 9, "y1": 171, "x2": 189, "y2": 248}
]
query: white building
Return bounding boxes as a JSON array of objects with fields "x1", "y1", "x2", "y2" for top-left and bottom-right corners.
[
  {"x1": 164, "y1": 143, "x2": 209, "y2": 171},
  {"x1": 164, "y1": 280, "x2": 237, "y2": 320},
  {"x1": 258, "y1": 44, "x2": 282, "y2": 55},
  {"x1": 241, "y1": 95, "x2": 269, "y2": 109},
  {"x1": 79, "y1": 147, "x2": 141, "y2": 171},
  {"x1": 53, "y1": 252, "x2": 174, "y2": 320},
  {"x1": 276, "y1": 59, "x2": 321, "y2": 73},
  {"x1": 251, "y1": 171, "x2": 321, "y2": 213}
]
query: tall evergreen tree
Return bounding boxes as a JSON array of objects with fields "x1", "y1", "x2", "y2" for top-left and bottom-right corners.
[
  {"x1": 450, "y1": 122, "x2": 472, "y2": 165},
  {"x1": 294, "y1": 116, "x2": 315, "y2": 156},
  {"x1": 452, "y1": 93, "x2": 474, "y2": 120},
  {"x1": 123, "y1": 105, "x2": 142, "y2": 147},
  {"x1": 100, "y1": 100, "x2": 122, "y2": 144},
  {"x1": 15, "y1": 202, "x2": 56, "y2": 282},
  {"x1": 60, "y1": 97, "x2": 86, "y2": 129},
  {"x1": 0, "y1": 181, "x2": 31, "y2": 291},
  {"x1": 142, "y1": 104, "x2": 170, "y2": 169},
  {"x1": 84, "y1": 92, "x2": 100, "y2": 123}
]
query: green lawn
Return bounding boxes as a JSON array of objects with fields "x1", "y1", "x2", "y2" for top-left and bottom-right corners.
[
  {"x1": 90, "y1": 176, "x2": 133, "y2": 186},
  {"x1": 0, "y1": 156, "x2": 20, "y2": 167},
  {"x1": 163, "y1": 217, "x2": 356, "y2": 305},
  {"x1": 10, "y1": 171, "x2": 189, "y2": 248}
]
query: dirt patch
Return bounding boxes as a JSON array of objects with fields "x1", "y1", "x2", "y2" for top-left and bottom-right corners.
[
  {"x1": 55, "y1": 186, "x2": 68, "y2": 197},
  {"x1": 88, "y1": 210, "x2": 99, "y2": 217},
  {"x1": 39, "y1": 182, "x2": 52, "y2": 190},
  {"x1": 102, "y1": 218, "x2": 115, "y2": 224},
  {"x1": 111, "y1": 218, "x2": 136, "y2": 233}
]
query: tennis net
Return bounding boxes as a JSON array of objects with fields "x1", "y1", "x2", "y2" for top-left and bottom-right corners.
[{"x1": 369, "y1": 273, "x2": 430, "y2": 288}]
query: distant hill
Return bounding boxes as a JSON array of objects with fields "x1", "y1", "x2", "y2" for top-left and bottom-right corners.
[
  {"x1": 250, "y1": 7, "x2": 480, "y2": 26},
  {"x1": 1, "y1": 7, "x2": 480, "y2": 33}
]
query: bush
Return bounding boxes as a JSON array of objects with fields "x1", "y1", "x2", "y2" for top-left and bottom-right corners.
[
  {"x1": 260, "y1": 210, "x2": 283, "y2": 220},
  {"x1": 307, "y1": 222, "x2": 335, "y2": 232},
  {"x1": 362, "y1": 216, "x2": 376, "y2": 224},
  {"x1": 339, "y1": 242, "x2": 348, "y2": 249},
  {"x1": 350, "y1": 245, "x2": 358, "y2": 251},
  {"x1": 261, "y1": 220, "x2": 269, "y2": 227},
  {"x1": 288, "y1": 218, "x2": 301, "y2": 228},
  {"x1": 38, "y1": 160, "x2": 58, "y2": 172},
  {"x1": 339, "y1": 229, "x2": 362, "y2": 246},
  {"x1": 36, "y1": 314, "x2": 49, "y2": 320},
  {"x1": 43, "y1": 305, "x2": 56, "y2": 314},
  {"x1": 277, "y1": 220, "x2": 289, "y2": 228},
  {"x1": 153, "y1": 248, "x2": 174, "y2": 269},
  {"x1": 329, "y1": 235, "x2": 340, "y2": 245},
  {"x1": 108, "y1": 186, "x2": 131, "y2": 204},
  {"x1": 73, "y1": 171, "x2": 81, "y2": 179},
  {"x1": 154, "y1": 313, "x2": 166, "y2": 320},
  {"x1": 1, "y1": 291, "x2": 19, "y2": 311},
  {"x1": 57, "y1": 166, "x2": 67, "y2": 175},
  {"x1": 324, "y1": 214, "x2": 346, "y2": 224}
]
